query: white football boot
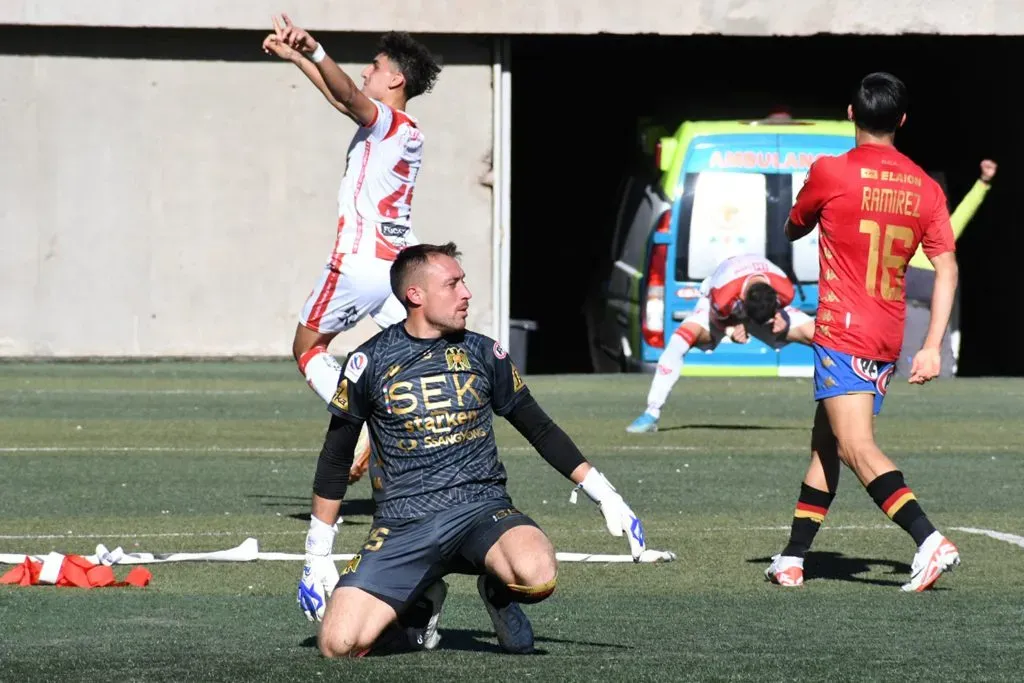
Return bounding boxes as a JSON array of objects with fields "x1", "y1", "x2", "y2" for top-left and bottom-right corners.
[
  {"x1": 764, "y1": 554, "x2": 805, "y2": 586},
  {"x1": 901, "y1": 532, "x2": 960, "y2": 592}
]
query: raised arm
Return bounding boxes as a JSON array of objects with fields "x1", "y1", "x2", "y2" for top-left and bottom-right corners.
[
  {"x1": 948, "y1": 159, "x2": 996, "y2": 235},
  {"x1": 263, "y1": 30, "x2": 353, "y2": 117},
  {"x1": 272, "y1": 14, "x2": 378, "y2": 126}
]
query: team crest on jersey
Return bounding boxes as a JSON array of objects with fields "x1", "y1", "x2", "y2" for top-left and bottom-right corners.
[
  {"x1": 493, "y1": 341, "x2": 508, "y2": 360},
  {"x1": 851, "y1": 357, "x2": 880, "y2": 382},
  {"x1": 344, "y1": 352, "x2": 368, "y2": 383},
  {"x1": 445, "y1": 347, "x2": 472, "y2": 372},
  {"x1": 331, "y1": 379, "x2": 350, "y2": 412}
]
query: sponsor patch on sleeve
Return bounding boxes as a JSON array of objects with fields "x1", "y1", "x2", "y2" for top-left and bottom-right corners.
[{"x1": 344, "y1": 351, "x2": 368, "y2": 383}]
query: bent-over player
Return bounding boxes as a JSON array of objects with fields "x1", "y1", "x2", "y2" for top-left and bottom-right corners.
[{"x1": 627, "y1": 253, "x2": 814, "y2": 433}]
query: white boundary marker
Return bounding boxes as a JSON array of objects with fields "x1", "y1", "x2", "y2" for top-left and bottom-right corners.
[
  {"x1": 0, "y1": 537, "x2": 675, "y2": 565},
  {"x1": 3, "y1": 524, "x2": 1020, "y2": 567}
]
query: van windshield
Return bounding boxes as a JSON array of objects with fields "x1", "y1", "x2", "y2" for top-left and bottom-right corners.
[{"x1": 672, "y1": 168, "x2": 820, "y2": 284}]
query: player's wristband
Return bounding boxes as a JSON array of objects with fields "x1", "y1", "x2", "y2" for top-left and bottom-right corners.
[
  {"x1": 309, "y1": 43, "x2": 327, "y2": 63},
  {"x1": 305, "y1": 514, "x2": 337, "y2": 556}
]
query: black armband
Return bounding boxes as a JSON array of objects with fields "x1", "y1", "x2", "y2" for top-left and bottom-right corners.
[
  {"x1": 504, "y1": 393, "x2": 587, "y2": 478},
  {"x1": 312, "y1": 415, "x2": 362, "y2": 500}
]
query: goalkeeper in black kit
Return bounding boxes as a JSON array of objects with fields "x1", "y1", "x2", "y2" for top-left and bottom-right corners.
[{"x1": 296, "y1": 242, "x2": 665, "y2": 658}]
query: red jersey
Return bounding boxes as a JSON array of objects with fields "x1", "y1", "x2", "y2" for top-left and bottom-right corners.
[{"x1": 789, "y1": 143, "x2": 955, "y2": 361}]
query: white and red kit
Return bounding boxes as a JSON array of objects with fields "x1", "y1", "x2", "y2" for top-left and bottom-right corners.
[
  {"x1": 674, "y1": 253, "x2": 810, "y2": 350},
  {"x1": 300, "y1": 99, "x2": 424, "y2": 334},
  {"x1": 641, "y1": 254, "x2": 812, "y2": 419}
]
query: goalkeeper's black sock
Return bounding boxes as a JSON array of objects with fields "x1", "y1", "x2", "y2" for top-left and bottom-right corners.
[
  {"x1": 865, "y1": 470, "x2": 936, "y2": 547},
  {"x1": 780, "y1": 482, "x2": 835, "y2": 558},
  {"x1": 482, "y1": 574, "x2": 513, "y2": 608}
]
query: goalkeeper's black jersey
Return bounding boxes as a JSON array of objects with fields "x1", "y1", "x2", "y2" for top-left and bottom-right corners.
[{"x1": 327, "y1": 323, "x2": 531, "y2": 520}]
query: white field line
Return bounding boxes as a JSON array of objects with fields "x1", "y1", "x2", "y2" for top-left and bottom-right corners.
[{"x1": 951, "y1": 526, "x2": 1024, "y2": 550}]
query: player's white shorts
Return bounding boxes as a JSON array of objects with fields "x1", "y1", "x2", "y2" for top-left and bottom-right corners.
[
  {"x1": 298, "y1": 255, "x2": 406, "y2": 335},
  {"x1": 676, "y1": 296, "x2": 812, "y2": 351}
]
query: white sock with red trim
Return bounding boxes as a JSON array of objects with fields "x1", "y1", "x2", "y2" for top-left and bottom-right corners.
[
  {"x1": 645, "y1": 333, "x2": 691, "y2": 419},
  {"x1": 298, "y1": 345, "x2": 342, "y2": 404}
]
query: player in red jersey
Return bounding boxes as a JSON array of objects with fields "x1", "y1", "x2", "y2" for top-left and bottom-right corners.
[{"x1": 765, "y1": 73, "x2": 961, "y2": 592}]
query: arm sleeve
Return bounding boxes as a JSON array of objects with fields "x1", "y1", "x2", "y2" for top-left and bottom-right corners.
[
  {"x1": 487, "y1": 342, "x2": 530, "y2": 417},
  {"x1": 312, "y1": 414, "x2": 362, "y2": 501},
  {"x1": 364, "y1": 99, "x2": 394, "y2": 137},
  {"x1": 909, "y1": 179, "x2": 991, "y2": 270},
  {"x1": 327, "y1": 350, "x2": 375, "y2": 421},
  {"x1": 504, "y1": 393, "x2": 587, "y2": 479},
  {"x1": 920, "y1": 187, "x2": 957, "y2": 262},
  {"x1": 949, "y1": 179, "x2": 991, "y2": 237},
  {"x1": 788, "y1": 159, "x2": 831, "y2": 229}
]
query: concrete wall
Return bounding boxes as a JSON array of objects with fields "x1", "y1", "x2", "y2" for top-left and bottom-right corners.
[
  {"x1": 0, "y1": 32, "x2": 494, "y2": 356},
  {"x1": 1, "y1": 0, "x2": 1020, "y2": 35}
]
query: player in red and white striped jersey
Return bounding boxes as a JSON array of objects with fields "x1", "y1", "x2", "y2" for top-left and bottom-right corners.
[
  {"x1": 626, "y1": 253, "x2": 814, "y2": 433},
  {"x1": 264, "y1": 16, "x2": 441, "y2": 482}
]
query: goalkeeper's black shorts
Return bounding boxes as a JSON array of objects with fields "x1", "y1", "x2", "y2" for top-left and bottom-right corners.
[{"x1": 335, "y1": 496, "x2": 539, "y2": 611}]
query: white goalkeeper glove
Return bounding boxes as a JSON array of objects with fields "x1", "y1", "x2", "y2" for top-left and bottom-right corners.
[
  {"x1": 571, "y1": 467, "x2": 647, "y2": 562},
  {"x1": 297, "y1": 515, "x2": 340, "y2": 622}
]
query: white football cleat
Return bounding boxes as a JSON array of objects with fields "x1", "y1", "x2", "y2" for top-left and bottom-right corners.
[
  {"x1": 764, "y1": 554, "x2": 804, "y2": 587},
  {"x1": 419, "y1": 580, "x2": 447, "y2": 649},
  {"x1": 901, "y1": 531, "x2": 960, "y2": 593}
]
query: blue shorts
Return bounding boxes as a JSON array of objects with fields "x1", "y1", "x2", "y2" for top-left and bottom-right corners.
[{"x1": 812, "y1": 344, "x2": 895, "y2": 416}]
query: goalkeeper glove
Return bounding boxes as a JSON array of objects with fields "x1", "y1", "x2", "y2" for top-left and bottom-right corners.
[
  {"x1": 571, "y1": 467, "x2": 646, "y2": 561},
  {"x1": 297, "y1": 515, "x2": 340, "y2": 622}
]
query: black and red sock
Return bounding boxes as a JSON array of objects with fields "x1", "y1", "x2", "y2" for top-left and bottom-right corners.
[
  {"x1": 865, "y1": 470, "x2": 936, "y2": 546},
  {"x1": 781, "y1": 482, "x2": 835, "y2": 558}
]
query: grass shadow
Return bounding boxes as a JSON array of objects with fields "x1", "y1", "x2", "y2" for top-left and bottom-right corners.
[
  {"x1": 748, "y1": 551, "x2": 925, "y2": 588},
  {"x1": 659, "y1": 423, "x2": 804, "y2": 432},
  {"x1": 301, "y1": 628, "x2": 631, "y2": 656}
]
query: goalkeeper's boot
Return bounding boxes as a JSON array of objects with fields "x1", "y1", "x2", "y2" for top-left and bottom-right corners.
[
  {"x1": 478, "y1": 574, "x2": 534, "y2": 654},
  {"x1": 901, "y1": 531, "x2": 960, "y2": 593},
  {"x1": 416, "y1": 579, "x2": 448, "y2": 649},
  {"x1": 764, "y1": 554, "x2": 804, "y2": 586},
  {"x1": 375, "y1": 580, "x2": 448, "y2": 654},
  {"x1": 626, "y1": 412, "x2": 658, "y2": 434},
  {"x1": 348, "y1": 425, "x2": 372, "y2": 484}
]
